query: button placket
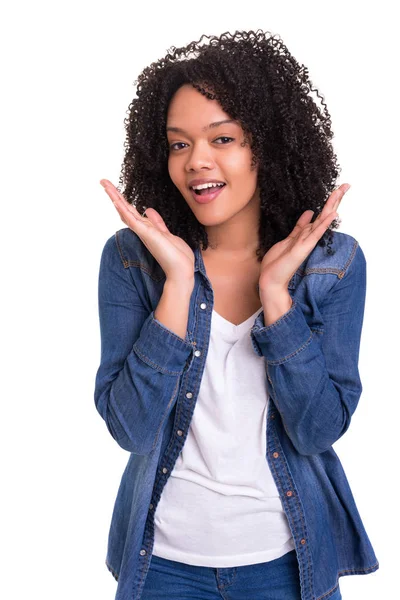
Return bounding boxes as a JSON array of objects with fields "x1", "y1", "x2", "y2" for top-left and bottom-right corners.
[
  {"x1": 269, "y1": 447, "x2": 304, "y2": 548},
  {"x1": 142, "y1": 297, "x2": 210, "y2": 566}
]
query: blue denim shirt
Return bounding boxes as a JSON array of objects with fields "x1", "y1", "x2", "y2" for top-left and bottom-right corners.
[{"x1": 94, "y1": 226, "x2": 379, "y2": 600}]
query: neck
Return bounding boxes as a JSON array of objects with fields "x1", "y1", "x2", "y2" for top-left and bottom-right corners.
[{"x1": 203, "y1": 197, "x2": 261, "y2": 258}]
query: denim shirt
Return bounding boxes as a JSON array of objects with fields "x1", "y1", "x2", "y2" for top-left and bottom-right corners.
[{"x1": 94, "y1": 226, "x2": 379, "y2": 600}]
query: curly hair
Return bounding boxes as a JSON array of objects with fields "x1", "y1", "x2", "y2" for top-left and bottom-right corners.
[{"x1": 118, "y1": 29, "x2": 341, "y2": 262}]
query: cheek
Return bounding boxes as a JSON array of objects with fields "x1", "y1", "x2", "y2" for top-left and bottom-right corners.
[
  {"x1": 228, "y1": 162, "x2": 258, "y2": 190},
  {"x1": 223, "y1": 150, "x2": 256, "y2": 180},
  {"x1": 167, "y1": 158, "x2": 180, "y2": 185}
]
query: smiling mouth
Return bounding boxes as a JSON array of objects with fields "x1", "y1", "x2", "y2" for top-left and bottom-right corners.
[{"x1": 191, "y1": 183, "x2": 226, "y2": 196}]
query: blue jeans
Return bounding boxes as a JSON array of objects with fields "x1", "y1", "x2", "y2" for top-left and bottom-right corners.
[{"x1": 141, "y1": 549, "x2": 342, "y2": 599}]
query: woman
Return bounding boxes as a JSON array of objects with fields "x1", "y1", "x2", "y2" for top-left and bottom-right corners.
[{"x1": 94, "y1": 30, "x2": 379, "y2": 600}]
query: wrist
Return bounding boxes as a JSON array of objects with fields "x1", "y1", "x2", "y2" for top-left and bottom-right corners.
[
  {"x1": 259, "y1": 287, "x2": 293, "y2": 326},
  {"x1": 165, "y1": 277, "x2": 195, "y2": 293}
]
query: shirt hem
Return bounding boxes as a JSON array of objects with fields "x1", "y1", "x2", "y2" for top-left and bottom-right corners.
[{"x1": 152, "y1": 536, "x2": 296, "y2": 568}]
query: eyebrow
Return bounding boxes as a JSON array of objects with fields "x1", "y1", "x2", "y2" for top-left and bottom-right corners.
[{"x1": 166, "y1": 119, "x2": 236, "y2": 134}]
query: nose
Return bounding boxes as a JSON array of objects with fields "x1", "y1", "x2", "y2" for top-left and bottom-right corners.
[{"x1": 185, "y1": 141, "x2": 214, "y2": 172}]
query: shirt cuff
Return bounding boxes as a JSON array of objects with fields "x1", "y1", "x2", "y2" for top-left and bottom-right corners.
[
  {"x1": 250, "y1": 299, "x2": 313, "y2": 364},
  {"x1": 133, "y1": 311, "x2": 194, "y2": 374}
]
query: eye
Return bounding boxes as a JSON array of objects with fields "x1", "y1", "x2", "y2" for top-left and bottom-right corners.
[
  {"x1": 169, "y1": 142, "x2": 188, "y2": 151},
  {"x1": 214, "y1": 136, "x2": 234, "y2": 144},
  {"x1": 168, "y1": 136, "x2": 234, "y2": 151}
]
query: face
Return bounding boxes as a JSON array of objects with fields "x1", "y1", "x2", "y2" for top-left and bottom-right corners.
[{"x1": 166, "y1": 84, "x2": 260, "y2": 228}]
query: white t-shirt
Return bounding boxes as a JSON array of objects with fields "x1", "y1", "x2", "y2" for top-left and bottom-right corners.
[{"x1": 152, "y1": 306, "x2": 295, "y2": 567}]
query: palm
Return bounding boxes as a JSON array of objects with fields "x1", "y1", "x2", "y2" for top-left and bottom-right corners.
[
  {"x1": 101, "y1": 180, "x2": 195, "y2": 280},
  {"x1": 258, "y1": 182, "x2": 349, "y2": 289},
  {"x1": 259, "y1": 237, "x2": 300, "y2": 289}
]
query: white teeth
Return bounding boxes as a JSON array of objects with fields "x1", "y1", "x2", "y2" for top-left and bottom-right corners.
[{"x1": 191, "y1": 182, "x2": 224, "y2": 190}]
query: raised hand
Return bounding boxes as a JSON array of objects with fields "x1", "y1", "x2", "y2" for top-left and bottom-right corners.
[
  {"x1": 101, "y1": 179, "x2": 195, "y2": 283},
  {"x1": 258, "y1": 183, "x2": 350, "y2": 292}
]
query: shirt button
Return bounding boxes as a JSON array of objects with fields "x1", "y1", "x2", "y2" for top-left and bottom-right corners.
[
  {"x1": 162, "y1": 467, "x2": 168, "y2": 474},
  {"x1": 273, "y1": 452, "x2": 279, "y2": 458},
  {"x1": 186, "y1": 392, "x2": 193, "y2": 398},
  {"x1": 300, "y1": 538, "x2": 306, "y2": 545},
  {"x1": 149, "y1": 504, "x2": 153, "y2": 510},
  {"x1": 139, "y1": 549, "x2": 147, "y2": 556},
  {"x1": 200, "y1": 303, "x2": 207, "y2": 309},
  {"x1": 177, "y1": 429, "x2": 183, "y2": 436},
  {"x1": 270, "y1": 414, "x2": 275, "y2": 420},
  {"x1": 286, "y1": 491, "x2": 293, "y2": 497},
  {"x1": 194, "y1": 350, "x2": 201, "y2": 357}
]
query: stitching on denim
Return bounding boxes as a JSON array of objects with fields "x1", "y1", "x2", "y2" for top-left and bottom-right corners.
[
  {"x1": 182, "y1": 294, "x2": 209, "y2": 433},
  {"x1": 295, "y1": 238, "x2": 358, "y2": 280},
  {"x1": 269, "y1": 450, "x2": 313, "y2": 597},
  {"x1": 317, "y1": 581, "x2": 340, "y2": 599},
  {"x1": 269, "y1": 449, "x2": 298, "y2": 538},
  {"x1": 186, "y1": 282, "x2": 201, "y2": 338},
  {"x1": 125, "y1": 260, "x2": 165, "y2": 281},
  {"x1": 255, "y1": 299, "x2": 298, "y2": 333},
  {"x1": 315, "y1": 560, "x2": 379, "y2": 600},
  {"x1": 137, "y1": 522, "x2": 157, "y2": 594},
  {"x1": 319, "y1": 240, "x2": 360, "y2": 312},
  {"x1": 266, "y1": 330, "x2": 313, "y2": 366},
  {"x1": 267, "y1": 368, "x2": 291, "y2": 440},
  {"x1": 150, "y1": 376, "x2": 181, "y2": 453},
  {"x1": 115, "y1": 229, "x2": 166, "y2": 281},
  {"x1": 298, "y1": 267, "x2": 343, "y2": 276},
  {"x1": 133, "y1": 344, "x2": 183, "y2": 376},
  {"x1": 277, "y1": 453, "x2": 312, "y2": 570},
  {"x1": 115, "y1": 230, "x2": 127, "y2": 266},
  {"x1": 269, "y1": 424, "x2": 313, "y2": 595},
  {"x1": 341, "y1": 239, "x2": 359, "y2": 275},
  {"x1": 215, "y1": 568, "x2": 238, "y2": 594},
  {"x1": 159, "y1": 292, "x2": 205, "y2": 472},
  {"x1": 151, "y1": 316, "x2": 194, "y2": 347},
  {"x1": 337, "y1": 562, "x2": 379, "y2": 576},
  {"x1": 317, "y1": 579, "x2": 339, "y2": 600},
  {"x1": 173, "y1": 285, "x2": 208, "y2": 437}
]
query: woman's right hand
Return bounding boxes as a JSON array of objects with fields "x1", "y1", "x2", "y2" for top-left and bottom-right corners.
[{"x1": 101, "y1": 179, "x2": 195, "y2": 283}]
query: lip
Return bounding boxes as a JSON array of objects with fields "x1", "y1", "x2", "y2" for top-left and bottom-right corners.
[{"x1": 190, "y1": 184, "x2": 226, "y2": 204}]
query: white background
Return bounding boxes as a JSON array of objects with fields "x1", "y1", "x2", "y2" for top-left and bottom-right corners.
[{"x1": 1, "y1": 1, "x2": 398, "y2": 598}]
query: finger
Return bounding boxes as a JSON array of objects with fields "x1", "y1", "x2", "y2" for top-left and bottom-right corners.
[
  {"x1": 100, "y1": 180, "x2": 146, "y2": 222},
  {"x1": 304, "y1": 210, "x2": 338, "y2": 242},
  {"x1": 287, "y1": 210, "x2": 314, "y2": 239},
  {"x1": 143, "y1": 208, "x2": 170, "y2": 233},
  {"x1": 100, "y1": 180, "x2": 133, "y2": 211},
  {"x1": 315, "y1": 184, "x2": 350, "y2": 224}
]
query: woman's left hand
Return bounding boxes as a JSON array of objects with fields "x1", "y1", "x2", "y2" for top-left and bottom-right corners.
[{"x1": 258, "y1": 183, "x2": 351, "y2": 293}]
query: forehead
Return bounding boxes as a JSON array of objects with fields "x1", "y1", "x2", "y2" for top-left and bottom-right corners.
[{"x1": 166, "y1": 84, "x2": 233, "y2": 128}]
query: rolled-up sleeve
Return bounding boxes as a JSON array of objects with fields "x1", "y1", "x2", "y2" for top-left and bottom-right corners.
[
  {"x1": 94, "y1": 234, "x2": 194, "y2": 455},
  {"x1": 250, "y1": 243, "x2": 366, "y2": 456}
]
